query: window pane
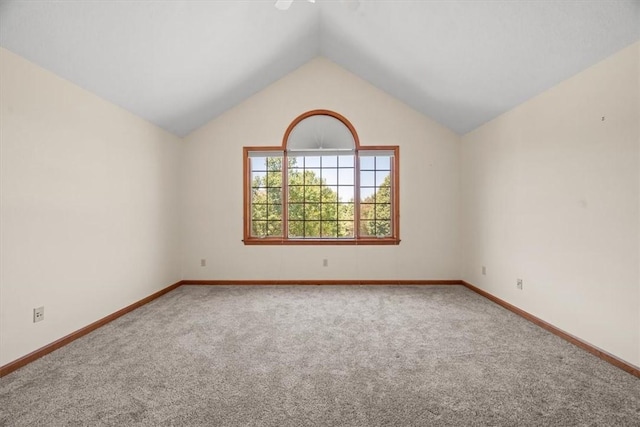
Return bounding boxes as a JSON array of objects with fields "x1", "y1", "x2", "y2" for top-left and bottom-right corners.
[
  {"x1": 305, "y1": 186, "x2": 321, "y2": 203},
  {"x1": 375, "y1": 220, "x2": 392, "y2": 236},
  {"x1": 305, "y1": 221, "x2": 321, "y2": 238},
  {"x1": 288, "y1": 221, "x2": 304, "y2": 238},
  {"x1": 322, "y1": 169, "x2": 338, "y2": 186},
  {"x1": 252, "y1": 204, "x2": 267, "y2": 220},
  {"x1": 376, "y1": 171, "x2": 391, "y2": 187},
  {"x1": 252, "y1": 221, "x2": 267, "y2": 237},
  {"x1": 359, "y1": 220, "x2": 374, "y2": 237},
  {"x1": 267, "y1": 221, "x2": 282, "y2": 236},
  {"x1": 268, "y1": 203, "x2": 282, "y2": 220},
  {"x1": 338, "y1": 220, "x2": 355, "y2": 238},
  {"x1": 338, "y1": 203, "x2": 354, "y2": 221},
  {"x1": 338, "y1": 168, "x2": 354, "y2": 185},
  {"x1": 360, "y1": 220, "x2": 391, "y2": 237},
  {"x1": 252, "y1": 185, "x2": 266, "y2": 197},
  {"x1": 252, "y1": 192, "x2": 267, "y2": 220},
  {"x1": 266, "y1": 171, "x2": 281, "y2": 188},
  {"x1": 376, "y1": 187, "x2": 392, "y2": 205},
  {"x1": 288, "y1": 203, "x2": 304, "y2": 220},
  {"x1": 251, "y1": 170, "x2": 266, "y2": 186},
  {"x1": 288, "y1": 185, "x2": 304, "y2": 203},
  {"x1": 251, "y1": 157, "x2": 267, "y2": 171},
  {"x1": 305, "y1": 169, "x2": 321, "y2": 184},
  {"x1": 267, "y1": 187, "x2": 281, "y2": 205},
  {"x1": 360, "y1": 187, "x2": 375, "y2": 202},
  {"x1": 321, "y1": 185, "x2": 338, "y2": 202},
  {"x1": 288, "y1": 156, "x2": 302, "y2": 169},
  {"x1": 321, "y1": 221, "x2": 337, "y2": 237},
  {"x1": 375, "y1": 156, "x2": 391, "y2": 170},
  {"x1": 322, "y1": 156, "x2": 338, "y2": 167},
  {"x1": 304, "y1": 156, "x2": 320, "y2": 168},
  {"x1": 339, "y1": 155, "x2": 354, "y2": 167},
  {"x1": 306, "y1": 203, "x2": 321, "y2": 220},
  {"x1": 360, "y1": 156, "x2": 375, "y2": 170},
  {"x1": 337, "y1": 185, "x2": 354, "y2": 202},
  {"x1": 288, "y1": 167, "x2": 303, "y2": 184},
  {"x1": 359, "y1": 203, "x2": 374, "y2": 220},
  {"x1": 360, "y1": 171, "x2": 375, "y2": 187},
  {"x1": 375, "y1": 204, "x2": 391, "y2": 220},
  {"x1": 320, "y1": 202, "x2": 335, "y2": 219},
  {"x1": 267, "y1": 157, "x2": 283, "y2": 170}
]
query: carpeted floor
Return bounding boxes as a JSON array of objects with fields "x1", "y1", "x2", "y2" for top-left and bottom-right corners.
[{"x1": 1, "y1": 285, "x2": 639, "y2": 426}]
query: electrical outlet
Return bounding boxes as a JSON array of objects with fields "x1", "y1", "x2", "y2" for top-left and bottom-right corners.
[
  {"x1": 200, "y1": 259, "x2": 206, "y2": 267},
  {"x1": 33, "y1": 306, "x2": 44, "y2": 323},
  {"x1": 323, "y1": 259, "x2": 329, "y2": 267},
  {"x1": 482, "y1": 266, "x2": 486, "y2": 275},
  {"x1": 517, "y1": 279, "x2": 523, "y2": 290}
]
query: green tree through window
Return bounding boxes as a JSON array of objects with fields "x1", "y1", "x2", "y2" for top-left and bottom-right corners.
[
  {"x1": 251, "y1": 156, "x2": 356, "y2": 238},
  {"x1": 249, "y1": 154, "x2": 394, "y2": 240}
]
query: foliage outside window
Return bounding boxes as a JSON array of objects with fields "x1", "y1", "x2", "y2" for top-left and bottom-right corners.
[{"x1": 243, "y1": 110, "x2": 399, "y2": 245}]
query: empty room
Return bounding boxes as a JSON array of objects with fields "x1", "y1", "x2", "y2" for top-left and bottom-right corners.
[{"x1": 1, "y1": 0, "x2": 639, "y2": 425}]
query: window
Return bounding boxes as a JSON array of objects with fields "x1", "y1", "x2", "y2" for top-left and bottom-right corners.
[{"x1": 243, "y1": 110, "x2": 399, "y2": 245}]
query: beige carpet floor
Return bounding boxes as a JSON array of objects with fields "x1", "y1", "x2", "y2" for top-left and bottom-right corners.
[{"x1": 1, "y1": 285, "x2": 639, "y2": 426}]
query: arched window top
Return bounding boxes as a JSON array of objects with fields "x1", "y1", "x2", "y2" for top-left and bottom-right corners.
[{"x1": 283, "y1": 110, "x2": 359, "y2": 154}]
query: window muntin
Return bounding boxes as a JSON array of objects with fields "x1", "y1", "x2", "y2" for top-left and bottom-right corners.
[
  {"x1": 359, "y1": 155, "x2": 393, "y2": 238},
  {"x1": 286, "y1": 155, "x2": 355, "y2": 239},
  {"x1": 250, "y1": 154, "x2": 283, "y2": 238},
  {"x1": 244, "y1": 110, "x2": 399, "y2": 245}
]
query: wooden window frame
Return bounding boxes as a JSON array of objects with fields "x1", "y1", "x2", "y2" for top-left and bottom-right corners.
[{"x1": 243, "y1": 110, "x2": 400, "y2": 245}]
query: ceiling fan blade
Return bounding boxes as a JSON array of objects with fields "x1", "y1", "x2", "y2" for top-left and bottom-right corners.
[{"x1": 275, "y1": 0, "x2": 294, "y2": 10}]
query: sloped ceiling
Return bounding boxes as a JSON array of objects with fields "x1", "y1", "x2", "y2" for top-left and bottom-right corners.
[{"x1": 1, "y1": 0, "x2": 639, "y2": 137}]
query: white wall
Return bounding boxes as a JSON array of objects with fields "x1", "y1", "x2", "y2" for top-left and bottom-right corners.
[
  {"x1": 461, "y1": 42, "x2": 640, "y2": 366},
  {"x1": 181, "y1": 57, "x2": 460, "y2": 281},
  {"x1": 5, "y1": 40, "x2": 635, "y2": 371},
  {"x1": 0, "y1": 48, "x2": 183, "y2": 366}
]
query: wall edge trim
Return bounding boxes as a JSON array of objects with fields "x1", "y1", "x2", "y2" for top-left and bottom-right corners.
[
  {"x1": 3, "y1": 279, "x2": 637, "y2": 379},
  {"x1": 181, "y1": 279, "x2": 463, "y2": 285},
  {"x1": 0, "y1": 280, "x2": 183, "y2": 378},
  {"x1": 462, "y1": 280, "x2": 640, "y2": 378}
]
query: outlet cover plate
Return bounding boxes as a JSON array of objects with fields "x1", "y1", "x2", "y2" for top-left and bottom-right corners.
[{"x1": 33, "y1": 306, "x2": 44, "y2": 323}]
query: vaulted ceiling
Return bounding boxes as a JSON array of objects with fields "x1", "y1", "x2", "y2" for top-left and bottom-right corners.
[{"x1": 1, "y1": 0, "x2": 639, "y2": 137}]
